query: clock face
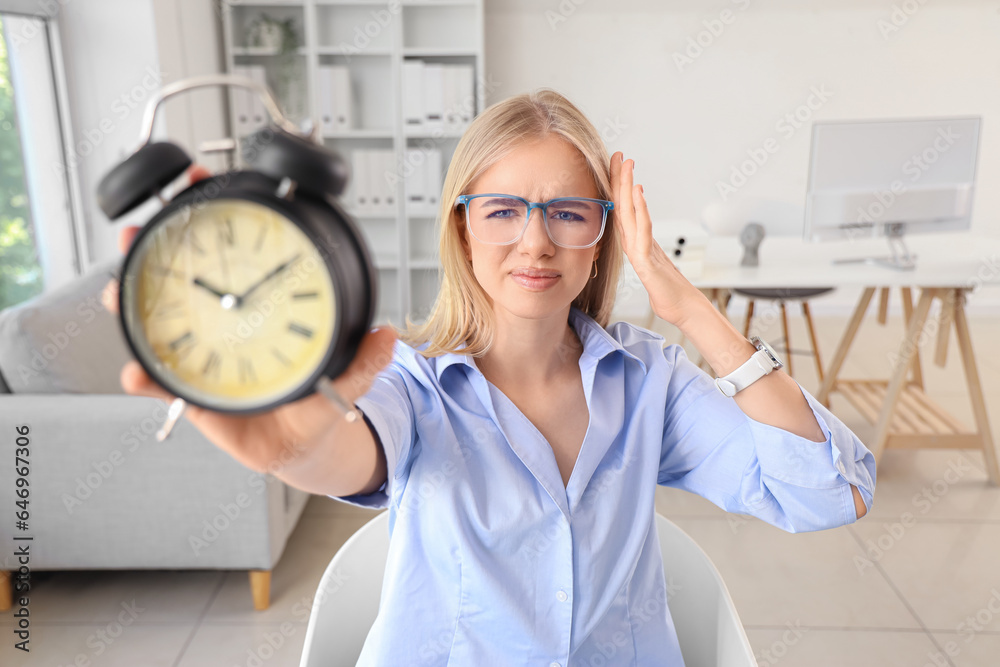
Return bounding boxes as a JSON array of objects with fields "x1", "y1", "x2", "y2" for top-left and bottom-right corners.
[{"x1": 121, "y1": 198, "x2": 338, "y2": 412}]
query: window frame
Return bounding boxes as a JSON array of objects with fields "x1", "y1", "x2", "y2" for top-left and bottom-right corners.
[{"x1": 1, "y1": 0, "x2": 88, "y2": 289}]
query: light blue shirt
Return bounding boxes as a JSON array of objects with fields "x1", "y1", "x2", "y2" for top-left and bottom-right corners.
[{"x1": 335, "y1": 305, "x2": 876, "y2": 666}]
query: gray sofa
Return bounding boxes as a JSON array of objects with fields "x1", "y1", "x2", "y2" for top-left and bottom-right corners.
[{"x1": 0, "y1": 258, "x2": 310, "y2": 610}]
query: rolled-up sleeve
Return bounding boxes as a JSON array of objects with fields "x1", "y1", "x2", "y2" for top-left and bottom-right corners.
[
  {"x1": 329, "y1": 352, "x2": 417, "y2": 510},
  {"x1": 657, "y1": 343, "x2": 876, "y2": 533}
]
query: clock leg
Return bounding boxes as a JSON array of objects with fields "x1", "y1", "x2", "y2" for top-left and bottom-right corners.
[{"x1": 249, "y1": 569, "x2": 271, "y2": 610}]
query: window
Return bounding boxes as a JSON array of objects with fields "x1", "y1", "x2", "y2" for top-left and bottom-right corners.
[{"x1": 0, "y1": 3, "x2": 84, "y2": 311}]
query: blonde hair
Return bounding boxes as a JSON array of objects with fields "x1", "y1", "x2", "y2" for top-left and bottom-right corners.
[{"x1": 392, "y1": 88, "x2": 623, "y2": 357}]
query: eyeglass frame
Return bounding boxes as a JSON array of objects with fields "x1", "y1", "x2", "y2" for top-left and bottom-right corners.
[{"x1": 454, "y1": 193, "x2": 614, "y2": 249}]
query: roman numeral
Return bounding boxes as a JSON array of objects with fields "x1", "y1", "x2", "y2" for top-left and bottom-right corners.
[
  {"x1": 288, "y1": 322, "x2": 313, "y2": 338},
  {"x1": 271, "y1": 347, "x2": 292, "y2": 367},
  {"x1": 202, "y1": 350, "x2": 221, "y2": 379},
  {"x1": 153, "y1": 300, "x2": 186, "y2": 319},
  {"x1": 149, "y1": 265, "x2": 186, "y2": 280},
  {"x1": 190, "y1": 237, "x2": 207, "y2": 256},
  {"x1": 169, "y1": 331, "x2": 194, "y2": 351},
  {"x1": 219, "y1": 218, "x2": 235, "y2": 246},
  {"x1": 254, "y1": 223, "x2": 267, "y2": 253},
  {"x1": 184, "y1": 226, "x2": 207, "y2": 256},
  {"x1": 238, "y1": 357, "x2": 256, "y2": 384}
]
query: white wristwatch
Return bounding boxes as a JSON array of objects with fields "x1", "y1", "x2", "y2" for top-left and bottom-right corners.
[{"x1": 714, "y1": 336, "x2": 784, "y2": 397}]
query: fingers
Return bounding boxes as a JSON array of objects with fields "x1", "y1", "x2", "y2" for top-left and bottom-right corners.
[
  {"x1": 187, "y1": 164, "x2": 213, "y2": 184},
  {"x1": 633, "y1": 183, "x2": 652, "y2": 254},
  {"x1": 101, "y1": 280, "x2": 119, "y2": 314},
  {"x1": 102, "y1": 224, "x2": 143, "y2": 315},
  {"x1": 618, "y1": 158, "x2": 636, "y2": 246},
  {"x1": 610, "y1": 151, "x2": 623, "y2": 204},
  {"x1": 118, "y1": 225, "x2": 141, "y2": 255},
  {"x1": 120, "y1": 360, "x2": 176, "y2": 402}
]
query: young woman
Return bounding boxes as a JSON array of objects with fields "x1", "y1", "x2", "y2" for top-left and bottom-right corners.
[{"x1": 105, "y1": 89, "x2": 875, "y2": 666}]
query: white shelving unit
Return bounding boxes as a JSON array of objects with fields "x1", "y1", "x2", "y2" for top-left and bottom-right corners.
[{"x1": 221, "y1": 0, "x2": 485, "y2": 328}]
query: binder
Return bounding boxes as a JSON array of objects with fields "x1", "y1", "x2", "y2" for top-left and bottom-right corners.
[
  {"x1": 232, "y1": 66, "x2": 254, "y2": 137},
  {"x1": 351, "y1": 150, "x2": 370, "y2": 215},
  {"x1": 317, "y1": 65, "x2": 335, "y2": 135},
  {"x1": 425, "y1": 148, "x2": 442, "y2": 211},
  {"x1": 366, "y1": 149, "x2": 396, "y2": 216},
  {"x1": 405, "y1": 148, "x2": 427, "y2": 215},
  {"x1": 329, "y1": 65, "x2": 353, "y2": 132},
  {"x1": 454, "y1": 64, "x2": 475, "y2": 128},
  {"x1": 403, "y1": 59, "x2": 425, "y2": 132},
  {"x1": 247, "y1": 65, "x2": 268, "y2": 128},
  {"x1": 378, "y1": 149, "x2": 396, "y2": 215},
  {"x1": 442, "y1": 66, "x2": 460, "y2": 131},
  {"x1": 367, "y1": 149, "x2": 383, "y2": 214},
  {"x1": 423, "y1": 64, "x2": 444, "y2": 133}
]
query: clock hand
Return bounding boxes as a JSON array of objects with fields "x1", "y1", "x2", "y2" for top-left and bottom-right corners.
[
  {"x1": 238, "y1": 252, "x2": 303, "y2": 304},
  {"x1": 218, "y1": 218, "x2": 233, "y2": 294},
  {"x1": 192, "y1": 276, "x2": 231, "y2": 300}
]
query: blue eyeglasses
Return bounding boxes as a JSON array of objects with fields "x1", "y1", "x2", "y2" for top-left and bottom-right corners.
[{"x1": 455, "y1": 193, "x2": 613, "y2": 249}]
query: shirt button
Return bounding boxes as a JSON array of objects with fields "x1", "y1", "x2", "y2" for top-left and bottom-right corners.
[
  {"x1": 556, "y1": 590, "x2": 568, "y2": 602},
  {"x1": 549, "y1": 662, "x2": 561, "y2": 667},
  {"x1": 836, "y1": 459, "x2": 847, "y2": 475}
]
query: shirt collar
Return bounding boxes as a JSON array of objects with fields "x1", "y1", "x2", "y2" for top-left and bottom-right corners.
[{"x1": 432, "y1": 306, "x2": 648, "y2": 382}]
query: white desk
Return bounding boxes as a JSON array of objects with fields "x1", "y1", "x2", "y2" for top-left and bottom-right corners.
[{"x1": 676, "y1": 233, "x2": 1000, "y2": 484}]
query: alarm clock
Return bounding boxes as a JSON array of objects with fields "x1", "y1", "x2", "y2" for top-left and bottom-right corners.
[{"x1": 97, "y1": 74, "x2": 377, "y2": 432}]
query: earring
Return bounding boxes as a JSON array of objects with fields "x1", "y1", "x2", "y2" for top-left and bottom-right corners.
[{"x1": 590, "y1": 261, "x2": 598, "y2": 279}]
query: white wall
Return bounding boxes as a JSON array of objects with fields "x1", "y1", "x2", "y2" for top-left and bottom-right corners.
[
  {"x1": 484, "y1": 0, "x2": 1000, "y2": 315},
  {"x1": 55, "y1": 0, "x2": 226, "y2": 272},
  {"x1": 57, "y1": 0, "x2": 162, "y2": 271},
  {"x1": 62, "y1": 0, "x2": 1000, "y2": 314},
  {"x1": 149, "y1": 0, "x2": 228, "y2": 176}
]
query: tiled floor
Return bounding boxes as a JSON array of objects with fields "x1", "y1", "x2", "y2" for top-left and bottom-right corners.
[{"x1": 5, "y1": 308, "x2": 1000, "y2": 666}]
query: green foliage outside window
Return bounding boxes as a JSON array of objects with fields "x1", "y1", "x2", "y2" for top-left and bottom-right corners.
[{"x1": 0, "y1": 16, "x2": 44, "y2": 312}]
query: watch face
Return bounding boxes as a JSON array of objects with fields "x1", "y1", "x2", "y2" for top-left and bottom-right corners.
[
  {"x1": 120, "y1": 197, "x2": 338, "y2": 412},
  {"x1": 751, "y1": 336, "x2": 784, "y2": 369}
]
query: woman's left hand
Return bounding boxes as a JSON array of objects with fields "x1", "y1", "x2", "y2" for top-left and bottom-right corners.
[{"x1": 609, "y1": 151, "x2": 704, "y2": 328}]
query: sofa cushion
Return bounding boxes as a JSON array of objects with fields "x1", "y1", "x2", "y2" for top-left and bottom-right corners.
[{"x1": 0, "y1": 257, "x2": 132, "y2": 394}]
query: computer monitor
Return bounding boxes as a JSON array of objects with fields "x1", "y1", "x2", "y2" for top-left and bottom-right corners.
[{"x1": 803, "y1": 116, "x2": 981, "y2": 270}]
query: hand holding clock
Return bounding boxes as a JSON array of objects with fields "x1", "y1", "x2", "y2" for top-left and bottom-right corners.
[{"x1": 102, "y1": 165, "x2": 397, "y2": 476}]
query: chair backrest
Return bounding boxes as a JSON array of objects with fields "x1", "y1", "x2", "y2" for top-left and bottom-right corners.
[
  {"x1": 654, "y1": 514, "x2": 757, "y2": 666},
  {"x1": 299, "y1": 511, "x2": 757, "y2": 667}
]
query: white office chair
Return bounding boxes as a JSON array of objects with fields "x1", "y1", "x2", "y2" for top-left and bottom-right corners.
[{"x1": 299, "y1": 511, "x2": 758, "y2": 667}]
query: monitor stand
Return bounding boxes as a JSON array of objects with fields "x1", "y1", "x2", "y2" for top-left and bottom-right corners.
[{"x1": 832, "y1": 223, "x2": 917, "y2": 271}]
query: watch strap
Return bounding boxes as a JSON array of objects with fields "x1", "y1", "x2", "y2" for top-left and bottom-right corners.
[{"x1": 714, "y1": 349, "x2": 776, "y2": 397}]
